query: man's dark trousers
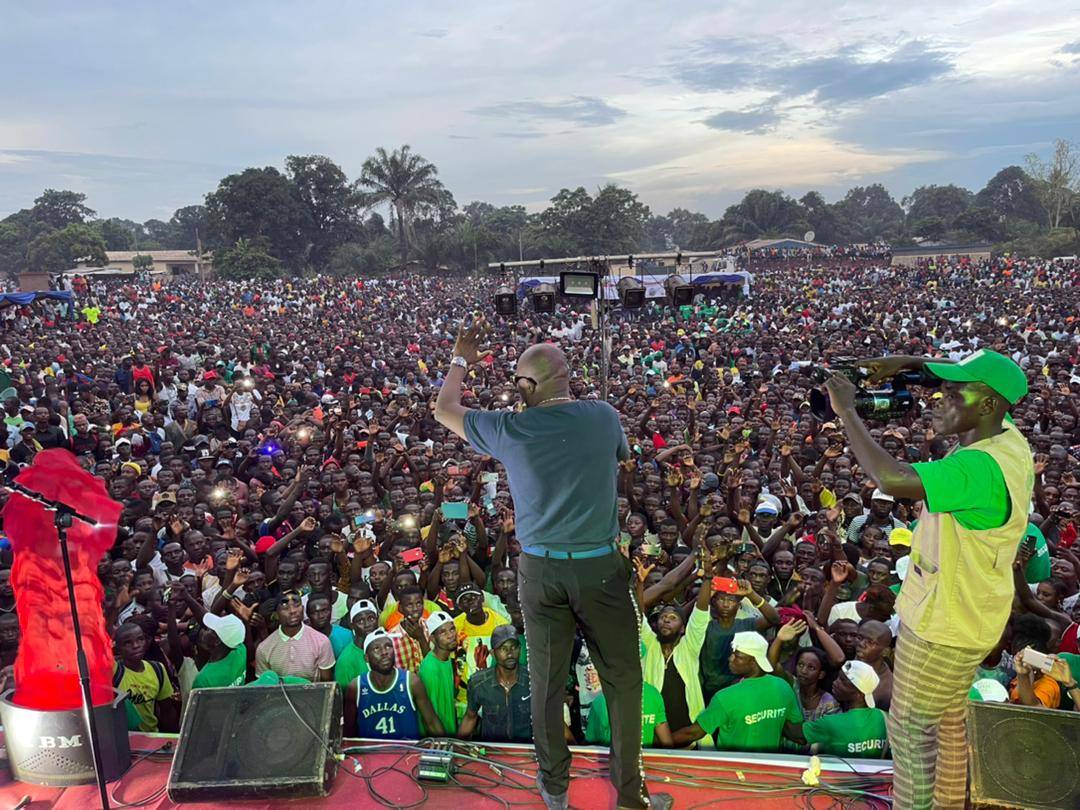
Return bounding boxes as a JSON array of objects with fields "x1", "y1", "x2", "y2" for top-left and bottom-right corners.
[{"x1": 519, "y1": 549, "x2": 648, "y2": 809}]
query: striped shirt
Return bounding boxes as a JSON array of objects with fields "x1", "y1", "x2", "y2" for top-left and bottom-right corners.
[
  {"x1": 390, "y1": 626, "x2": 428, "y2": 673},
  {"x1": 255, "y1": 624, "x2": 335, "y2": 680},
  {"x1": 845, "y1": 513, "x2": 904, "y2": 545}
]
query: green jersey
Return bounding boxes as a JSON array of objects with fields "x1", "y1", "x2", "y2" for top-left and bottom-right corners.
[
  {"x1": 695, "y1": 674, "x2": 801, "y2": 752},
  {"x1": 192, "y1": 646, "x2": 247, "y2": 689},
  {"x1": 418, "y1": 652, "x2": 458, "y2": 735},
  {"x1": 803, "y1": 707, "x2": 889, "y2": 758},
  {"x1": 1022, "y1": 523, "x2": 1051, "y2": 583},
  {"x1": 334, "y1": 641, "x2": 369, "y2": 689},
  {"x1": 585, "y1": 683, "x2": 666, "y2": 746}
]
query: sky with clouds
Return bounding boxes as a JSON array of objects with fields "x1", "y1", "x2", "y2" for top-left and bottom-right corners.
[{"x1": 1, "y1": 1, "x2": 1078, "y2": 222}]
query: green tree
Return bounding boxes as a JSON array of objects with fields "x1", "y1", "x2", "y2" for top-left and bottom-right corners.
[
  {"x1": 141, "y1": 219, "x2": 171, "y2": 250},
  {"x1": 326, "y1": 237, "x2": 396, "y2": 277},
  {"x1": 716, "y1": 189, "x2": 809, "y2": 245},
  {"x1": 590, "y1": 184, "x2": 651, "y2": 254},
  {"x1": 799, "y1": 191, "x2": 843, "y2": 244},
  {"x1": 357, "y1": 145, "x2": 447, "y2": 267},
  {"x1": 132, "y1": 253, "x2": 154, "y2": 273},
  {"x1": 168, "y1": 205, "x2": 209, "y2": 250},
  {"x1": 94, "y1": 218, "x2": 136, "y2": 250},
  {"x1": 975, "y1": 166, "x2": 1045, "y2": 229},
  {"x1": 908, "y1": 216, "x2": 947, "y2": 242},
  {"x1": 1025, "y1": 139, "x2": 1079, "y2": 230},
  {"x1": 26, "y1": 223, "x2": 108, "y2": 274},
  {"x1": 214, "y1": 237, "x2": 283, "y2": 280},
  {"x1": 30, "y1": 190, "x2": 95, "y2": 230},
  {"x1": 285, "y1": 155, "x2": 362, "y2": 269},
  {"x1": 952, "y1": 206, "x2": 1004, "y2": 242},
  {"x1": 205, "y1": 168, "x2": 311, "y2": 270},
  {"x1": 0, "y1": 220, "x2": 29, "y2": 274},
  {"x1": 832, "y1": 184, "x2": 905, "y2": 242},
  {"x1": 903, "y1": 185, "x2": 974, "y2": 234}
]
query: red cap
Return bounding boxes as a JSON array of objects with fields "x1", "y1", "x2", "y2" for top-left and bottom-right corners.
[
  {"x1": 255, "y1": 535, "x2": 277, "y2": 554},
  {"x1": 203, "y1": 371, "x2": 218, "y2": 381},
  {"x1": 778, "y1": 606, "x2": 805, "y2": 626}
]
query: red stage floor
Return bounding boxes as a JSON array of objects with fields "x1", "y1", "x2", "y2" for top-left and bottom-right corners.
[{"x1": 0, "y1": 734, "x2": 893, "y2": 809}]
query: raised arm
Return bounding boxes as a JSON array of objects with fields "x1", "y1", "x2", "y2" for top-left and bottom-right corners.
[{"x1": 435, "y1": 319, "x2": 491, "y2": 440}]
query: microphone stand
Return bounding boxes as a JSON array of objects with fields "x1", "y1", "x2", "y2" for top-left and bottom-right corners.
[{"x1": 8, "y1": 481, "x2": 111, "y2": 810}]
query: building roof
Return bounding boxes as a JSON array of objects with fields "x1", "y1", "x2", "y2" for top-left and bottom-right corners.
[{"x1": 106, "y1": 250, "x2": 205, "y2": 262}]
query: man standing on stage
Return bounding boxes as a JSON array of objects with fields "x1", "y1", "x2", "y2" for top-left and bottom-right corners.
[
  {"x1": 435, "y1": 318, "x2": 669, "y2": 810},
  {"x1": 825, "y1": 350, "x2": 1032, "y2": 810}
]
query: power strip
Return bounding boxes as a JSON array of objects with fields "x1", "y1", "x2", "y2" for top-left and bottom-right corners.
[{"x1": 417, "y1": 749, "x2": 454, "y2": 783}]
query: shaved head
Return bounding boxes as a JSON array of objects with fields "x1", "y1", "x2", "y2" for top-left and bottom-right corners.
[{"x1": 516, "y1": 342, "x2": 571, "y2": 407}]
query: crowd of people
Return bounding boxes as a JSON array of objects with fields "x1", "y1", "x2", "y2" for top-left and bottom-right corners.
[{"x1": 0, "y1": 250, "x2": 1077, "y2": 761}]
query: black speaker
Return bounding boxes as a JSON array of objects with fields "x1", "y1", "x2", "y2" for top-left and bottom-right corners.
[
  {"x1": 967, "y1": 699, "x2": 1080, "y2": 809},
  {"x1": 167, "y1": 682, "x2": 342, "y2": 801}
]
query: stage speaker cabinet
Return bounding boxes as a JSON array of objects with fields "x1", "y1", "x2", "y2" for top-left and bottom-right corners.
[
  {"x1": 967, "y1": 699, "x2": 1080, "y2": 809},
  {"x1": 167, "y1": 682, "x2": 342, "y2": 802}
]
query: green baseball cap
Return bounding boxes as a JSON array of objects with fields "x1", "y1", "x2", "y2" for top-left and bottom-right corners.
[{"x1": 924, "y1": 349, "x2": 1028, "y2": 405}]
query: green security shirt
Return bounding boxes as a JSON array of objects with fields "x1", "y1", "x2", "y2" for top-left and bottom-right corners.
[
  {"x1": 585, "y1": 683, "x2": 666, "y2": 746},
  {"x1": 695, "y1": 674, "x2": 801, "y2": 751},
  {"x1": 192, "y1": 646, "x2": 247, "y2": 689},
  {"x1": 912, "y1": 448, "x2": 1009, "y2": 530},
  {"x1": 418, "y1": 652, "x2": 458, "y2": 735},
  {"x1": 1022, "y1": 523, "x2": 1052, "y2": 583},
  {"x1": 803, "y1": 707, "x2": 888, "y2": 758},
  {"x1": 334, "y1": 641, "x2": 369, "y2": 689}
]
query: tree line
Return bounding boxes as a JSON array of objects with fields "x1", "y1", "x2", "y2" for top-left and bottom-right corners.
[{"x1": 2, "y1": 140, "x2": 1077, "y2": 280}]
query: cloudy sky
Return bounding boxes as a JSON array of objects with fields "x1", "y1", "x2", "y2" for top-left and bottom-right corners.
[{"x1": 1, "y1": 1, "x2": 1078, "y2": 222}]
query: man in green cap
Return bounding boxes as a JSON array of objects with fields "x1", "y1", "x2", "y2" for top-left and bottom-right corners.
[{"x1": 824, "y1": 349, "x2": 1033, "y2": 810}]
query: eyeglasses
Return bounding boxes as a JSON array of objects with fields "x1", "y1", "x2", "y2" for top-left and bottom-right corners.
[{"x1": 514, "y1": 375, "x2": 537, "y2": 387}]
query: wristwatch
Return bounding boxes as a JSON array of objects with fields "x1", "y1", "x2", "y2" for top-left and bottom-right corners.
[{"x1": 450, "y1": 356, "x2": 468, "y2": 370}]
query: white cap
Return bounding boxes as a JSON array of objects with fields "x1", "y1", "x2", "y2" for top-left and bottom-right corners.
[
  {"x1": 871, "y1": 488, "x2": 895, "y2": 503},
  {"x1": 969, "y1": 678, "x2": 1010, "y2": 703},
  {"x1": 363, "y1": 627, "x2": 392, "y2": 654},
  {"x1": 842, "y1": 660, "x2": 880, "y2": 708},
  {"x1": 732, "y1": 631, "x2": 773, "y2": 672},
  {"x1": 425, "y1": 610, "x2": 454, "y2": 636},
  {"x1": 202, "y1": 613, "x2": 246, "y2": 649},
  {"x1": 349, "y1": 599, "x2": 378, "y2": 622},
  {"x1": 895, "y1": 555, "x2": 911, "y2": 582}
]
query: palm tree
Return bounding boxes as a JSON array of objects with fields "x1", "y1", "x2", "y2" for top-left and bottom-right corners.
[{"x1": 356, "y1": 145, "x2": 446, "y2": 267}]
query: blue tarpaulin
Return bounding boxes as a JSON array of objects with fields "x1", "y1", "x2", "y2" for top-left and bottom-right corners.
[{"x1": 1, "y1": 290, "x2": 75, "y2": 317}]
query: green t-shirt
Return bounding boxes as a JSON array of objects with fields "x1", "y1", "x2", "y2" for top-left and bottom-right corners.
[
  {"x1": 334, "y1": 641, "x2": 369, "y2": 689},
  {"x1": 585, "y1": 683, "x2": 666, "y2": 746},
  {"x1": 695, "y1": 674, "x2": 801, "y2": 752},
  {"x1": 418, "y1": 652, "x2": 458, "y2": 735},
  {"x1": 248, "y1": 671, "x2": 309, "y2": 686},
  {"x1": 192, "y1": 645, "x2": 247, "y2": 689},
  {"x1": 803, "y1": 707, "x2": 889, "y2": 758},
  {"x1": 912, "y1": 448, "x2": 1009, "y2": 530},
  {"x1": 1022, "y1": 523, "x2": 1052, "y2": 583}
]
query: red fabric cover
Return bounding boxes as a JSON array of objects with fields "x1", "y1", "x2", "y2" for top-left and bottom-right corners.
[{"x1": 3, "y1": 449, "x2": 122, "y2": 709}]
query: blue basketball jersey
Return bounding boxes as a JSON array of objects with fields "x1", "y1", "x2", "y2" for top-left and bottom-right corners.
[{"x1": 357, "y1": 669, "x2": 420, "y2": 739}]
